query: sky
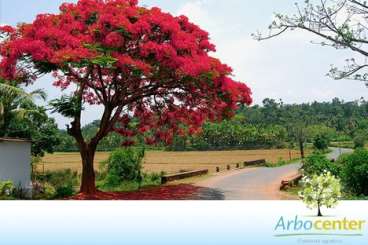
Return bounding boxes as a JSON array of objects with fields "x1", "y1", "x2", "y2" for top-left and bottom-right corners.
[{"x1": 0, "y1": 0, "x2": 367, "y2": 128}]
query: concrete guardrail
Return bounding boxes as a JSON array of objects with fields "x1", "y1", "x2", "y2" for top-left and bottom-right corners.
[
  {"x1": 280, "y1": 174, "x2": 303, "y2": 190},
  {"x1": 244, "y1": 159, "x2": 266, "y2": 167},
  {"x1": 161, "y1": 169, "x2": 209, "y2": 184}
]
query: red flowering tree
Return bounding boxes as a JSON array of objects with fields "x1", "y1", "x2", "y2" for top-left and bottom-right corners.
[{"x1": 0, "y1": 0, "x2": 252, "y2": 194}]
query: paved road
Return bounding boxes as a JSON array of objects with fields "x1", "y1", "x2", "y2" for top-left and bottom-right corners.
[{"x1": 195, "y1": 148, "x2": 353, "y2": 200}]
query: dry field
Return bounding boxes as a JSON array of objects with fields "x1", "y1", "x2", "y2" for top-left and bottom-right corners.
[{"x1": 38, "y1": 149, "x2": 303, "y2": 174}]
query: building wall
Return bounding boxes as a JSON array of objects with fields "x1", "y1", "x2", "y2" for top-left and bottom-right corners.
[{"x1": 0, "y1": 140, "x2": 31, "y2": 190}]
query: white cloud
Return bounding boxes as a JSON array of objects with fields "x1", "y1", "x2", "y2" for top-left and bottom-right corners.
[
  {"x1": 176, "y1": 0, "x2": 215, "y2": 31},
  {"x1": 175, "y1": 1, "x2": 366, "y2": 105}
]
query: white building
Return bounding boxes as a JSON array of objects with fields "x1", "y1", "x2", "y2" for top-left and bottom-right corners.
[{"x1": 0, "y1": 138, "x2": 32, "y2": 192}]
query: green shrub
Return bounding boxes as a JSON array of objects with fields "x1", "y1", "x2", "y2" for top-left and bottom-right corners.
[
  {"x1": 339, "y1": 149, "x2": 368, "y2": 196},
  {"x1": 97, "y1": 148, "x2": 165, "y2": 192},
  {"x1": 266, "y1": 157, "x2": 288, "y2": 167},
  {"x1": 313, "y1": 134, "x2": 329, "y2": 151},
  {"x1": 302, "y1": 153, "x2": 340, "y2": 177},
  {"x1": 55, "y1": 185, "x2": 74, "y2": 198},
  {"x1": 103, "y1": 174, "x2": 121, "y2": 188},
  {"x1": 35, "y1": 169, "x2": 79, "y2": 186},
  {"x1": 0, "y1": 181, "x2": 30, "y2": 200},
  {"x1": 33, "y1": 169, "x2": 79, "y2": 198},
  {"x1": 142, "y1": 172, "x2": 163, "y2": 186},
  {"x1": 12, "y1": 184, "x2": 30, "y2": 199},
  {"x1": 97, "y1": 172, "x2": 163, "y2": 192},
  {"x1": 353, "y1": 136, "x2": 366, "y2": 149},
  {"x1": 32, "y1": 182, "x2": 56, "y2": 200},
  {"x1": 100, "y1": 147, "x2": 145, "y2": 188},
  {"x1": 0, "y1": 181, "x2": 14, "y2": 199}
]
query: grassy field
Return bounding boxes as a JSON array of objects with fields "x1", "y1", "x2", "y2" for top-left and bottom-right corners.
[
  {"x1": 329, "y1": 141, "x2": 354, "y2": 149},
  {"x1": 38, "y1": 149, "x2": 303, "y2": 174}
]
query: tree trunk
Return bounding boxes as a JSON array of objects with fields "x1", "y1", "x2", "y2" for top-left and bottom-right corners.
[
  {"x1": 317, "y1": 205, "x2": 322, "y2": 217},
  {"x1": 299, "y1": 139, "x2": 305, "y2": 159},
  {"x1": 80, "y1": 145, "x2": 97, "y2": 194}
]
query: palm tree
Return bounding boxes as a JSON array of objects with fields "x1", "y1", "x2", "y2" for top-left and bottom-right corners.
[{"x1": 0, "y1": 79, "x2": 47, "y2": 136}]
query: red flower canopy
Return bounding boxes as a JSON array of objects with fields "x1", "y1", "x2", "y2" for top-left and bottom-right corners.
[{"x1": 0, "y1": 0, "x2": 252, "y2": 145}]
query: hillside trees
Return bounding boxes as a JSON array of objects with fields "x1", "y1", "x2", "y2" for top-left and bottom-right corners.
[{"x1": 53, "y1": 98, "x2": 368, "y2": 152}]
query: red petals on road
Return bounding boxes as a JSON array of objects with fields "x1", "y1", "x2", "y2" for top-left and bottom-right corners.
[{"x1": 69, "y1": 184, "x2": 202, "y2": 200}]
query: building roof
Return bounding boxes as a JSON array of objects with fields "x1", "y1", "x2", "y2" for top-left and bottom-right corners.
[{"x1": 0, "y1": 137, "x2": 32, "y2": 143}]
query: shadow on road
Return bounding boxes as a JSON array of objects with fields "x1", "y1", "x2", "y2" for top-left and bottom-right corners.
[{"x1": 194, "y1": 187, "x2": 225, "y2": 200}]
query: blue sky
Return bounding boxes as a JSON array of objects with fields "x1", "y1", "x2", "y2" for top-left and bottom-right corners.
[{"x1": 1, "y1": 0, "x2": 366, "y2": 127}]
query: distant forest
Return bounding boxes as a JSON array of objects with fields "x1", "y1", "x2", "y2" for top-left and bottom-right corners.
[{"x1": 55, "y1": 98, "x2": 368, "y2": 152}]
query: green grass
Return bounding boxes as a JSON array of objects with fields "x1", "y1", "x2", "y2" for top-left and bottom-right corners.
[
  {"x1": 283, "y1": 186, "x2": 302, "y2": 197},
  {"x1": 97, "y1": 181, "x2": 142, "y2": 192},
  {"x1": 329, "y1": 141, "x2": 354, "y2": 149},
  {"x1": 96, "y1": 173, "x2": 162, "y2": 192},
  {"x1": 265, "y1": 157, "x2": 302, "y2": 168}
]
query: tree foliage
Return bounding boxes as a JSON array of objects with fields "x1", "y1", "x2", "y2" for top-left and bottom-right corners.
[
  {"x1": 167, "y1": 98, "x2": 368, "y2": 151},
  {"x1": 339, "y1": 149, "x2": 368, "y2": 196},
  {"x1": 353, "y1": 135, "x2": 366, "y2": 148},
  {"x1": 313, "y1": 134, "x2": 330, "y2": 151},
  {"x1": 302, "y1": 153, "x2": 340, "y2": 176},
  {"x1": 241, "y1": 98, "x2": 368, "y2": 139},
  {"x1": 54, "y1": 97, "x2": 368, "y2": 152},
  {"x1": 0, "y1": 79, "x2": 60, "y2": 156},
  {"x1": 168, "y1": 119, "x2": 287, "y2": 151},
  {"x1": 0, "y1": 0, "x2": 252, "y2": 194}
]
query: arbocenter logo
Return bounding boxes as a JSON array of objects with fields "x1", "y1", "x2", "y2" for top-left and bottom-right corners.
[
  {"x1": 274, "y1": 171, "x2": 366, "y2": 239},
  {"x1": 274, "y1": 216, "x2": 366, "y2": 238}
]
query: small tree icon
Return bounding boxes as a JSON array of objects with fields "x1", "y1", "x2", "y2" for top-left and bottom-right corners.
[{"x1": 299, "y1": 171, "x2": 342, "y2": 217}]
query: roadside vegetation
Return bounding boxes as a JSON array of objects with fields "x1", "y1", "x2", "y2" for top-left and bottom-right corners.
[
  {"x1": 285, "y1": 148, "x2": 368, "y2": 200},
  {"x1": 97, "y1": 148, "x2": 162, "y2": 192}
]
